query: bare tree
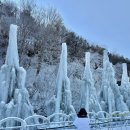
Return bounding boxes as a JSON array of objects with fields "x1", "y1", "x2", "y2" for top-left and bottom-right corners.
[{"x1": 32, "y1": 6, "x2": 65, "y2": 75}]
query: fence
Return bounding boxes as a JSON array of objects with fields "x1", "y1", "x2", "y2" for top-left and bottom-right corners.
[{"x1": 1, "y1": 111, "x2": 130, "y2": 129}]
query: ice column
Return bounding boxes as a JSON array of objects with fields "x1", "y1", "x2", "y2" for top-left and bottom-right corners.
[
  {"x1": 0, "y1": 24, "x2": 35, "y2": 123},
  {"x1": 5, "y1": 24, "x2": 19, "y2": 67},
  {"x1": 47, "y1": 43, "x2": 75, "y2": 118},
  {"x1": 101, "y1": 50, "x2": 128, "y2": 112},
  {"x1": 120, "y1": 63, "x2": 130, "y2": 109},
  {"x1": 121, "y1": 63, "x2": 129, "y2": 86},
  {"x1": 81, "y1": 52, "x2": 102, "y2": 113}
]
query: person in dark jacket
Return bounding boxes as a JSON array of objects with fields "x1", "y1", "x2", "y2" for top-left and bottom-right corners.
[{"x1": 73, "y1": 108, "x2": 90, "y2": 130}]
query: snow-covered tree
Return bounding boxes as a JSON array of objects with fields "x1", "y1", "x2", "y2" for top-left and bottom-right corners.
[
  {"x1": 81, "y1": 52, "x2": 102, "y2": 113},
  {"x1": 101, "y1": 50, "x2": 128, "y2": 113},
  {"x1": 47, "y1": 43, "x2": 75, "y2": 117},
  {"x1": 0, "y1": 24, "x2": 35, "y2": 123}
]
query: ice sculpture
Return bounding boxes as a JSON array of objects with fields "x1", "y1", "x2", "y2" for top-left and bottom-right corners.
[
  {"x1": 5, "y1": 24, "x2": 19, "y2": 67},
  {"x1": 81, "y1": 52, "x2": 102, "y2": 113},
  {"x1": 47, "y1": 43, "x2": 75, "y2": 117},
  {"x1": 0, "y1": 24, "x2": 34, "y2": 123},
  {"x1": 121, "y1": 63, "x2": 129, "y2": 86},
  {"x1": 101, "y1": 50, "x2": 128, "y2": 112},
  {"x1": 120, "y1": 63, "x2": 130, "y2": 109}
]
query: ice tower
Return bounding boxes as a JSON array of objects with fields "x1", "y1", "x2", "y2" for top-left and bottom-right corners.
[
  {"x1": 0, "y1": 24, "x2": 34, "y2": 122},
  {"x1": 101, "y1": 50, "x2": 128, "y2": 113},
  {"x1": 120, "y1": 63, "x2": 130, "y2": 109},
  {"x1": 81, "y1": 52, "x2": 102, "y2": 113},
  {"x1": 47, "y1": 43, "x2": 75, "y2": 118}
]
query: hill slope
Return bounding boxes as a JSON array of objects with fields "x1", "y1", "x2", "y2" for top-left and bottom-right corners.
[{"x1": 0, "y1": 1, "x2": 130, "y2": 115}]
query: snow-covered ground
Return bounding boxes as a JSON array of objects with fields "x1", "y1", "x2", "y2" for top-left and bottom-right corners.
[
  {"x1": 94, "y1": 126, "x2": 130, "y2": 130},
  {"x1": 67, "y1": 126, "x2": 130, "y2": 130}
]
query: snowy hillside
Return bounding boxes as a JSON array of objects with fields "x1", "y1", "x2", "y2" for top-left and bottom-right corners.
[
  {"x1": 18, "y1": 52, "x2": 127, "y2": 114},
  {"x1": 0, "y1": 1, "x2": 130, "y2": 116}
]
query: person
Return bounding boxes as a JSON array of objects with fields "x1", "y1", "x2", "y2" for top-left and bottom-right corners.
[{"x1": 73, "y1": 108, "x2": 91, "y2": 130}]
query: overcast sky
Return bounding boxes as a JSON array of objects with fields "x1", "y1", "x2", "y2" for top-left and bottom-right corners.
[{"x1": 13, "y1": 0, "x2": 130, "y2": 58}]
